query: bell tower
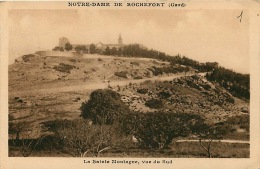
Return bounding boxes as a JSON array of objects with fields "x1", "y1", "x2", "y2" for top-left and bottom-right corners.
[{"x1": 118, "y1": 34, "x2": 123, "y2": 45}]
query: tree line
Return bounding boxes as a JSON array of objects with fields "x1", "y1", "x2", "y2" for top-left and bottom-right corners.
[{"x1": 206, "y1": 67, "x2": 249, "y2": 99}]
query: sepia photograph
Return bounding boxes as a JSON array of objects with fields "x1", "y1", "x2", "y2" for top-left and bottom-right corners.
[{"x1": 0, "y1": 1, "x2": 259, "y2": 169}]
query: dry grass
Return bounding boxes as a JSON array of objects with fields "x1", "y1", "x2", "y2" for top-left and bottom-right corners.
[{"x1": 9, "y1": 142, "x2": 249, "y2": 158}]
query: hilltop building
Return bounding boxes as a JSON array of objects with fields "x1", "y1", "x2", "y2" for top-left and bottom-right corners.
[
  {"x1": 58, "y1": 34, "x2": 146, "y2": 53},
  {"x1": 95, "y1": 34, "x2": 124, "y2": 50}
]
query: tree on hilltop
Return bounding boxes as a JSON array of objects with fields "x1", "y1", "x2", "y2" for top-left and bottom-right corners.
[
  {"x1": 75, "y1": 45, "x2": 87, "y2": 54},
  {"x1": 89, "y1": 44, "x2": 96, "y2": 54},
  {"x1": 65, "y1": 43, "x2": 73, "y2": 51},
  {"x1": 104, "y1": 46, "x2": 111, "y2": 55}
]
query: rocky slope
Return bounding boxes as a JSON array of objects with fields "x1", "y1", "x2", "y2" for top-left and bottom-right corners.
[{"x1": 8, "y1": 52, "x2": 249, "y2": 138}]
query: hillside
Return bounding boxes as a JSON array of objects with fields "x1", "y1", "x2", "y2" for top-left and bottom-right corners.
[
  {"x1": 8, "y1": 52, "x2": 175, "y2": 136},
  {"x1": 8, "y1": 51, "x2": 249, "y2": 157},
  {"x1": 9, "y1": 52, "x2": 249, "y2": 134},
  {"x1": 9, "y1": 52, "x2": 170, "y2": 92}
]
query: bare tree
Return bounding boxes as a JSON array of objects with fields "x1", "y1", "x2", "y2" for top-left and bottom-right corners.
[
  {"x1": 193, "y1": 122, "x2": 228, "y2": 158},
  {"x1": 9, "y1": 121, "x2": 31, "y2": 144},
  {"x1": 45, "y1": 119, "x2": 131, "y2": 157},
  {"x1": 19, "y1": 130, "x2": 45, "y2": 157},
  {"x1": 9, "y1": 120, "x2": 44, "y2": 157}
]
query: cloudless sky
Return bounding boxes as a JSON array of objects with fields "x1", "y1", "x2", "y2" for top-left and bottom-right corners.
[{"x1": 9, "y1": 9, "x2": 249, "y2": 73}]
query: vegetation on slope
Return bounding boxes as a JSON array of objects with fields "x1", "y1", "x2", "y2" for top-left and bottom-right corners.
[
  {"x1": 102, "y1": 44, "x2": 250, "y2": 99},
  {"x1": 206, "y1": 67, "x2": 249, "y2": 99},
  {"x1": 8, "y1": 43, "x2": 250, "y2": 157},
  {"x1": 9, "y1": 88, "x2": 249, "y2": 157}
]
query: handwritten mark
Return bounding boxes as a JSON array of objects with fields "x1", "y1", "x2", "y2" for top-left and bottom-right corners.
[{"x1": 237, "y1": 11, "x2": 243, "y2": 22}]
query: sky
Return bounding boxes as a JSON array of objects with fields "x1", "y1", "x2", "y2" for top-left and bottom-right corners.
[{"x1": 8, "y1": 9, "x2": 249, "y2": 73}]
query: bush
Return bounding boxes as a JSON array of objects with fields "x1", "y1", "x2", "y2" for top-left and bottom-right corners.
[
  {"x1": 80, "y1": 89, "x2": 131, "y2": 125},
  {"x1": 225, "y1": 114, "x2": 249, "y2": 132},
  {"x1": 226, "y1": 97, "x2": 235, "y2": 104},
  {"x1": 158, "y1": 91, "x2": 171, "y2": 99},
  {"x1": 206, "y1": 67, "x2": 249, "y2": 99},
  {"x1": 130, "y1": 61, "x2": 140, "y2": 66},
  {"x1": 149, "y1": 66, "x2": 181, "y2": 76},
  {"x1": 114, "y1": 71, "x2": 128, "y2": 78},
  {"x1": 69, "y1": 59, "x2": 76, "y2": 62},
  {"x1": 120, "y1": 112, "x2": 204, "y2": 149},
  {"x1": 137, "y1": 88, "x2": 148, "y2": 94},
  {"x1": 201, "y1": 84, "x2": 211, "y2": 90},
  {"x1": 145, "y1": 99, "x2": 163, "y2": 109},
  {"x1": 17, "y1": 99, "x2": 23, "y2": 103},
  {"x1": 53, "y1": 63, "x2": 75, "y2": 73},
  {"x1": 22, "y1": 54, "x2": 35, "y2": 62},
  {"x1": 134, "y1": 76, "x2": 143, "y2": 79},
  {"x1": 42, "y1": 119, "x2": 131, "y2": 157}
]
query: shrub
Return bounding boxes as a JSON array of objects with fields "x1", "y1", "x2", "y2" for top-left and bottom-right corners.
[
  {"x1": 42, "y1": 119, "x2": 131, "y2": 157},
  {"x1": 120, "y1": 112, "x2": 204, "y2": 149},
  {"x1": 22, "y1": 54, "x2": 35, "y2": 62},
  {"x1": 225, "y1": 114, "x2": 249, "y2": 132},
  {"x1": 206, "y1": 67, "x2": 249, "y2": 99},
  {"x1": 130, "y1": 61, "x2": 140, "y2": 66},
  {"x1": 9, "y1": 121, "x2": 31, "y2": 141},
  {"x1": 158, "y1": 91, "x2": 171, "y2": 99},
  {"x1": 69, "y1": 59, "x2": 76, "y2": 62},
  {"x1": 53, "y1": 63, "x2": 75, "y2": 73},
  {"x1": 17, "y1": 99, "x2": 23, "y2": 103},
  {"x1": 80, "y1": 89, "x2": 131, "y2": 125},
  {"x1": 134, "y1": 76, "x2": 143, "y2": 79},
  {"x1": 114, "y1": 71, "x2": 128, "y2": 78},
  {"x1": 186, "y1": 80, "x2": 200, "y2": 90},
  {"x1": 201, "y1": 84, "x2": 211, "y2": 90},
  {"x1": 145, "y1": 99, "x2": 163, "y2": 109},
  {"x1": 137, "y1": 88, "x2": 148, "y2": 94},
  {"x1": 149, "y1": 66, "x2": 181, "y2": 76},
  {"x1": 226, "y1": 97, "x2": 235, "y2": 104}
]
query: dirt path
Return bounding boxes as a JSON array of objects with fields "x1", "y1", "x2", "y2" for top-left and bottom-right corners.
[
  {"x1": 82, "y1": 54, "x2": 170, "y2": 64},
  {"x1": 176, "y1": 139, "x2": 249, "y2": 144},
  {"x1": 11, "y1": 72, "x2": 198, "y2": 95}
]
